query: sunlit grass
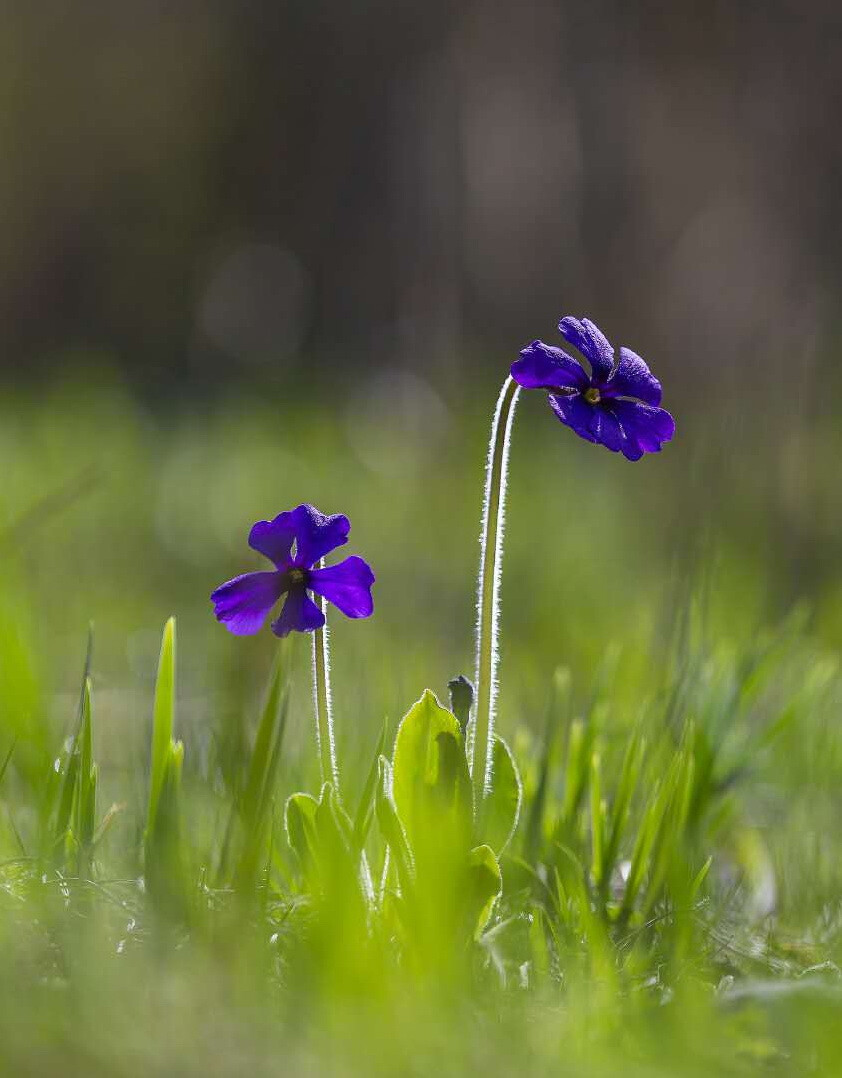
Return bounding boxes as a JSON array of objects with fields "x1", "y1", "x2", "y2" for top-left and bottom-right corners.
[{"x1": 2, "y1": 374, "x2": 842, "y2": 1073}]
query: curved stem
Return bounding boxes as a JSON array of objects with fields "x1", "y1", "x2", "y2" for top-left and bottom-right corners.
[
  {"x1": 471, "y1": 375, "x2": 520, "y2": 806},
  {"x1": 312, "y1": 581, "x2": 339, "y2": 792}
]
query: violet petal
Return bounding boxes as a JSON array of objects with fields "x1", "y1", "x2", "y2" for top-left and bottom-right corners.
[
  {"x1": 211, "y1": 571, "x2": 285, "y2": 635},
  {"x1": 271, "y1": 586, "x2": 326, "y2": 637},
  {"x1": 308, "y1": 556, "x2": 375, "y2": 619},
  {"x1": 249, "y1": 514, "x2": 297, "y2": 567},
  {"x1": 548, "y1": 393, "x2": 599, "y2": 443},
  {"x1": 511, "y1": 341, "x2": 588, "y2": 392},
  {"x1": 608, "y1": 399, "x2": 675, "y2": 460},
  {"x1": 604, "y1": 346, "x2": 662, "y2": 406},
  {"x1": 291, "y1": 504, "x2": 351, "y2": 569},
  {"x1": 558, "y1": 317, "x2": 614, "y2": 382}
]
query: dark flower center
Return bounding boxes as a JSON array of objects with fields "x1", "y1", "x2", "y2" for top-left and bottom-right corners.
[
  {"x1": 284, "y1": 567, "x2": 308, "y2": 588},
  {"x1": 584, "y1": 387, "x2": 601, "y2": 404}
]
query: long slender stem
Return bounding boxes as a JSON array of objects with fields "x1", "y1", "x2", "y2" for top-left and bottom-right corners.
[
  {"x1": 312, "y1": 582, "x2": 339, "y2": 791},
  {"x1": 471, "y1": 375, "x2": 520, "y2": 806}
]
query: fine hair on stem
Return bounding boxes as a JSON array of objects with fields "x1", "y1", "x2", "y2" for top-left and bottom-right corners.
[
  {"x1": 312, "y1": 576, "x2": 339, "y2": 791},
  {"x1": 471, "y1": 375, "x2": 520, "y2": 804}
]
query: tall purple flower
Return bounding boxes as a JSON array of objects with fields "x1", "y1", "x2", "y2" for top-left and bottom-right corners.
[
  {"x1": 511, "y1": 316, "x2": 675, "y2": 461},
  {"x1": 211, "y1": 504, "x2": 375, "y2": 638}
]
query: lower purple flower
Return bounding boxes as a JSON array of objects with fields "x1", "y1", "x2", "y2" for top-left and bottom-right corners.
[
  {"x1": 211, "y1": 504, "x2": 375, "y2": 638},
  {"x1": 511, "y1": 316, "x2": 675, "y2": 461}
]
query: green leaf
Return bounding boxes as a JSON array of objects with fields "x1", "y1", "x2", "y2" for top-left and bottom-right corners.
[
  {"x1": 352, "y1": 718, "x2": 388, "y2": 855},
  {"x1": 315, "y1": 781, "x2": 354, "y2": 855},
  {"x1": 75, "y1": 678, "x2": 96, "y2": 850},
  {"x1": 466, "y1": 844, "x2": 502, "y2": 938},
  {"x1": 157, "y1": 740, "x2": 184, "y2": 840},
  {"x1": 243, "y1": 690, "x2": 288, "y2": 873},
  {"x1": 589, "y1": 751, "x2": 604, "y2": 889},
  {"x1": 375, "y1": 756, "x2": 415, "y2": 894},
  {"x1": 392, "y1": 689, "x2": 471, "y2": 861},
  {"x1": 145, "y1": 738, "x2": 188, "y2": 919},
  {"x1": 147, "y1": 617, "x2": 176, "y2": 835},
  {"x1": 482, "y1": 735, "x2": 522, "y2": 855},
  {"x1": 561, "y1": 718, "x2": 595, "y2": 824},
  {"x1": 284, "y1": 791, "x2": 320, "y2": 880},
  {"x1": 52, "y1": 627, "x2": 94, "y2": 857},
  {"x1": 0, "y1": 738, "x2": 14, "y2": 791},
  {"x1": 219, "y1": 655, "x2": 289, "y2": 889},
  {"x1": 54, "y1": 750, "x2": 79, "y2": 852},
  {"x1": 241, "y1": 652, "x2": 287, "y2": 827},
  {"x1": 601, "y1": 733, "x2": 642, "y2": 895},
  {"x1": 285, "y1": 784, "x2": 363, "y2": 908}
]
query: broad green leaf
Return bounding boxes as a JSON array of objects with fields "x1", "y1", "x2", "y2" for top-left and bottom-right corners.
[
  {"x1": 483, "y1": 735, "x2": 522, "y2": 855},
  {"x1": 315, "y1": 781, "x2": 354, "y2": 856},
  {"x1": 392, "y1": 689, "x2": 471, "y2": 860},
  {"x1": 466, "y1": 844, "x2": 502, "y2": 938},
  {"x1": 285, "y1": 784, "x2": 363, "y2": 907},
  {"x1": 284, "y1": 791, "x2": 320, "y2": 879}
]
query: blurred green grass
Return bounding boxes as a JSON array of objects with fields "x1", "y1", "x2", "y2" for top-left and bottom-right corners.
[{"x1": 2, "y1": 364, "x2": 842, "y2": 1074}]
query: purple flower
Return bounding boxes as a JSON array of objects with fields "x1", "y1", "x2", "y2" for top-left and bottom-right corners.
[
  {"x1": 211, "y1": 504, "x2": 375, "y2": 638},
  {"x1": 511, "y1": 316, "x2": 675, "y2": 461}
]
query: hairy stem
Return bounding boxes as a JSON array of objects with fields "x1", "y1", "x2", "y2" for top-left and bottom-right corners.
[
  {"x1": 312, "y1": 582, "x2": 339, "y2": 791},
  {"x1": 471, "y1": 375, "x2": 520, "y2": 806}
]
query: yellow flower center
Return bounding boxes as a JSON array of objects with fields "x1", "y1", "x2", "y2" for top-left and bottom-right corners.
[
  {"x1": 288, "y1": 568, "x2": 306, "y2": 585},
  {"x1": 584, "y1": 387, "x2": 601, "y2": 404}
]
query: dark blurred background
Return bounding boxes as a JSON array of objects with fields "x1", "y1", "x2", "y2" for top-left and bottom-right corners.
[{"x1": 2, "y1": 1, "x2": 841, "y2": 397}]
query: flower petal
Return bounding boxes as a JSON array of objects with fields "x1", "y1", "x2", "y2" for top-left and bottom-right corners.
[
  {"x1": 271, "y1": 586, "x2": 325, "y2": 637},
  {"x1": 291, "y1": 504, "x2": 351, "y2": 568},
  {"x1": 211, "y1": 571, "x2": 284, "y2": 635},
  {"x1": 588, "y1": 407, "x2": 624, "y2": 453},
  {"x1": 604, "y1": 346, "x2": 662, "y2": 406},
  {"x1": 607, "y1": 399, "x2": 675, "y2": 460},
  {"x1": 558, "y1": 317, "x2": 614, "y2": 381},
  {"x1": 308, "y1": 556, "x2": 375, "y2": 619},
  {"x1": 511, "y1": 341, "x2": 588, "y2": 391},
  {"x1": 249, "y1": 514, "x2": 297, "y2": 567},
  {"x1": 548, "y1": 393, "x2": 599, "y2": 443}
]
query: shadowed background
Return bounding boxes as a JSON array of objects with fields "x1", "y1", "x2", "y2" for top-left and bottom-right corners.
[{"x1": 2, "y1": 2, "x2": 841, "y2": 390}]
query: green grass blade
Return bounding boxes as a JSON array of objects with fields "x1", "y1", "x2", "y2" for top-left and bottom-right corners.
[
  {"x1": 589, "y1": 751, "x2": 604, "y2": 891},
  {"x1": 523, "y1": 669, "x2": 567, "y2": 860},
  {"x1": 375, "y1": 756, "x2": 415, "y2": 895},
  {"x1": 604, "y1": 735, "x2": 641, "y2": 872},
  {"x1": 241, "y1": 648, "x2": 287, "y2": 826},
  {"x1": 353, "y1": 718, "x2": 388, "y2": 855},
  {"x1": 75, "y1": 679, "x2": 96, "y2": 852},
  {"x1": 147, "y1": 616, "x2": 176, "y2": 836},
  {"x1": 0, "y1": 738, "x2": 16, "y2": 790}
]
